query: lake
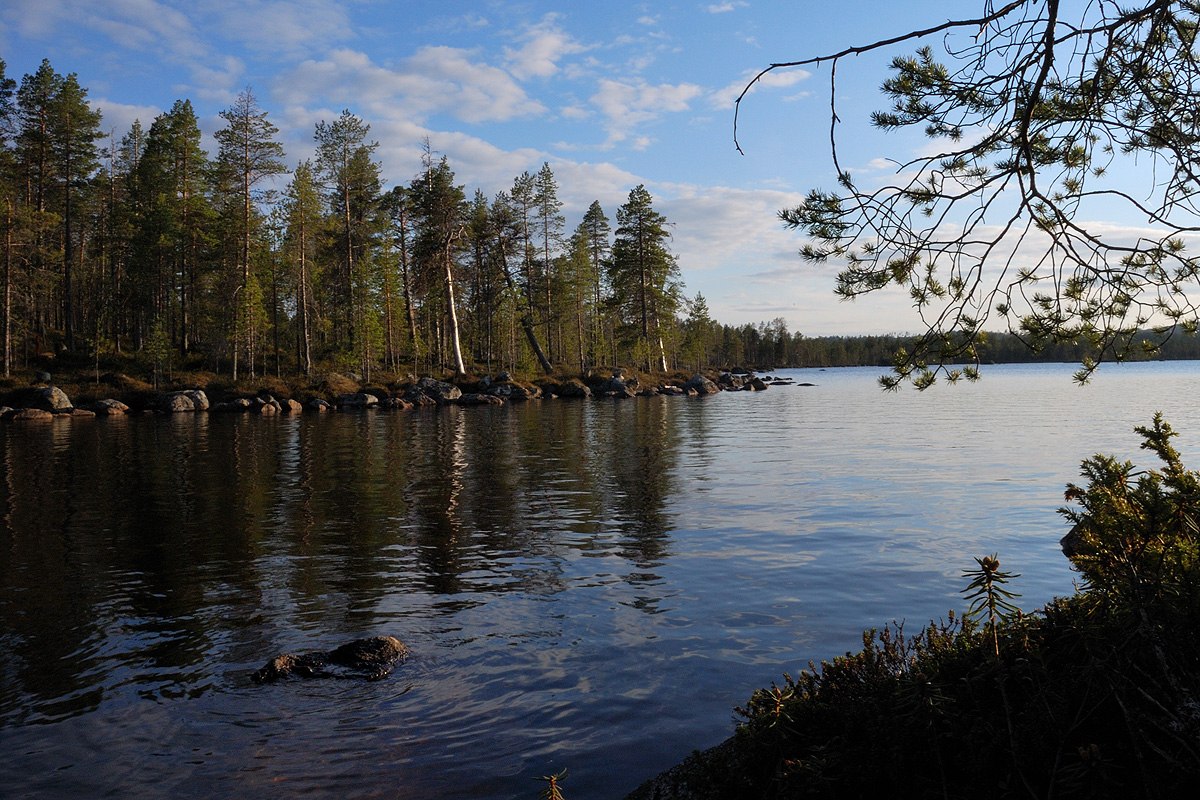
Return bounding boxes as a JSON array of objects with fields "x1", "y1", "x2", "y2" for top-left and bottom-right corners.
[{"x1": 3, "y1": 361, "x2": 1199, "y2": 798}]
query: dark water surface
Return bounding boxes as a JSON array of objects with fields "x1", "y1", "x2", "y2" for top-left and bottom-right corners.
[{"x1": 4, "y1": 362, "x2": 1200, "y2": 798}]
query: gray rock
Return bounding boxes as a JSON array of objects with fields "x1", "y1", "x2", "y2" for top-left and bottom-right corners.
[
  {"x1": 407, "y1": 377, "x2": 462, "y2": 405},
  {"x1": 183, "y1": 389, "x2": 210, "y2": 410},
  {"x1": 32, "y1": 385, "x2": 73, "y2": 411},
  {"x1": 684, "y1": 374, "x2": 720, "y2": 395},
  {"x1": 597, "y1": 376, "x2": 635, "y2": 398},
  {"x1": 280, "y1": 398, "x2": 303, "y2": 414},
  {"x1": 160, "y1": 389, "x2": 208, "y2": 412},
  {"x1": 87, "y1": 399, "x2": 130, "y2": 415}
]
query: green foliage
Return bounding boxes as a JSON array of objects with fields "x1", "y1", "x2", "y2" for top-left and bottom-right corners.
[
  {"x1": 961, "y1": 554, "x2": 1021, "y2": 656},
  {"x1": 1060, "y1": 412, "x2": 1200, "y2": 609}
]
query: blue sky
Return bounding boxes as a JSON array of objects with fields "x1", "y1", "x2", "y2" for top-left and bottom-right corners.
[{"x1": 2, "y1": 1, "x2": 968, "y2": 335}]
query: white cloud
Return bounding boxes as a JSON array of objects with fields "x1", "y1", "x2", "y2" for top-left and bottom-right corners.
[
  {"x1": 209, "y1": 0, "x2": 354, "y2": 58},
  {"x1": 706, "y1": 2, "x2": 748, "y2": 13},
  {"x1": 504, "y1": 14, "x2": 589, "y2": 80},
  {"x1": 711, "y1": 67, "x2": 812, "y2": 110},
  {"x1": 590, "y1": 78, "x2": 703, "y2": 145},
  {"x1": 275, "y1": 47, "x2": 545, "y2": 125}
]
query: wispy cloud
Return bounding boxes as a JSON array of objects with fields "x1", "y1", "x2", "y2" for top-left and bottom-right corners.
[
  {"x1": 503, "y1": 14, "x2": 589, "y2": 80},
  {"x1": 705, "y1": 2, "x2": 749, "y2": 13},
  {"x1": 590, "y1": 78, "x2": 703, "y2": 146},
  {"x1": 711, "y1": 66, "x2": 812, "y2": 110},
  {"x1": 276, "y1": 47, "x2": 546, "y2": 125}
]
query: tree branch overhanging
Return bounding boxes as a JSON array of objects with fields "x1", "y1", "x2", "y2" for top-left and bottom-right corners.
[{"x1": 741, "y1": 0, "x2": 1200, "y2": 388}]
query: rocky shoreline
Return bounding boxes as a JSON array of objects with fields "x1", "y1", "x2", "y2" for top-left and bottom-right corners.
[{"x1": 0, "y1": 369, "x2": 809, "y2": 422}]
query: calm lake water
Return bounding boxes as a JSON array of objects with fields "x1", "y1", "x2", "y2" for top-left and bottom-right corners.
[{"x1": 3, "y1": 361, "x2": 1200, "y2": 798}]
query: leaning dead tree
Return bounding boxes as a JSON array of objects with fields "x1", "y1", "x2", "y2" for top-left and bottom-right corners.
[{"x1": 739, "y1": 0, "x2": 1200, "y2": 387}]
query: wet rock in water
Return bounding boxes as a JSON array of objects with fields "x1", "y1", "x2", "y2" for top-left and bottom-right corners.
[
  {"x1": 10, "y1": 408, "x2": 54, "y2": 422},
  {"x1": 87, "y1": 399, "x2": 130, "y2": 416},
  {"x1": 684, "y1": 374, "x2": 720, "y2": 395},
  {"x1": 458, "y1": 392, "x2": 504, "y2": 406},
  {"x1": 338, "y1": 391, "x2": 379, "y2": 409},
  {"x1": 159, "y1": 389, "x2": 208, "y2": 412},
  {"x1": 279, "y1": 398, "x2": 303, "y2": 414},
  {"x1": 555, "y1": 378, "x2": 591, "y2": 399},
  {"x1": 406, "y1": 377, "x2": 462, "y2": 406},
  {"x1": 253, "y1": 635, "x2": 408, "y2": 683},
  {"x1": 306, "y1": 397, "x2": 333, "y2": 412}
]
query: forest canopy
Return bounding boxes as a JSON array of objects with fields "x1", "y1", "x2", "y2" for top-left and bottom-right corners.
[{"x1": 0, "y1": 57, "x2": 697, "y2": 382}]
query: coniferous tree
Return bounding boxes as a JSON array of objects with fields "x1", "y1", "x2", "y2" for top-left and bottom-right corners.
[
  {"x1": 579, "y1": 200, "x2": 612, "y2": 366},
  {"x1": 533, "y1": 162, "x2": 564, "y2": 360},
  {"x1": 506, "y1": 171, "x2": 553, "y2": 373},
  {"x1": 410, "y1": 150, "x2": 468, "y2": 375},
  {"x1": 608, "y1": 185, "x2": 681, "y2": 372},
  {"x1": 51, "y1": 71, "x2": 103, "y2": 351},
  {"x1": 314, "y1": 109, "x2": 382, "y2": 373},
  {"x1": 282, "y1": 161, "x2": 322, "y2": 375},
  {"x1": 213, "y1": 87, "x2": 286, "y2": 380}
]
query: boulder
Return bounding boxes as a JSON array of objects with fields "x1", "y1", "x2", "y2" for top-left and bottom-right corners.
[
  {"x1": 684, "y1": 374, "x2": 720, "y2": 395},
  {"x1": 556, "y1": 378, "x2": 591, "y2": 399},
  {"x1": 717, "y1": 373, "x2": 745, "y2": 390},
  {"x1": 87, "y1": 399, "x2": 130, "y2": 416},
  {"x1": 379, "y1": 396, "x2": 414, "y2": 410},
  {"x1": 32, "y1": 385, "x2": 73, "y2": 412},
  {"x1": 0, "y1": 406, "x2": 12, "y2": 419},
  {"x1": 338, "y1": 392, "x2": 379, "y2": 409},
  {"x1": 183, "y1": 389, "x2": 210, "y2": 411},
  {"x1": 459, "y1": 392, "x2": 504, "y2": 406},
  {"x1": 596, "y1": 376, "x2": 635, "y2": 398},
  {"x1": 252, "y1": 636, "x2": 408, "y2": 683},
  {"x1": 659, "y1": 385, "x2": 685, "y2": 396},
  {"x1": 306, "y1": 397, "x2": 333, "y2": 412},
  {"x1": 254, "y1": 397, "x2": 280, "y2": 415},
  {"x1": 406, "y1": 377, "x2": 462, "y2": 405},
  {"x1": 280, "y1": 398, "x2": 303, "y2": 414},
  {"x1": 748, "y1": 377, "x2": 769, "y2": 391},
  {"x1": 68, "y1": 408, "x2": 96, "y2": 418},
  {"x1": 160, "y1": 389, "x2": 208, "y2": 412},
  {"x1": 10, "y1": 408, "x2": 54, "y2": 422}
]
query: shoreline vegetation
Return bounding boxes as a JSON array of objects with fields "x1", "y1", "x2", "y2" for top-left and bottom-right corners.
[
  {"x1": 0, "y1": 357, "x2": 804, "y2": 421},
  {"x1": 5, "y1": 328, "x2": 1200, "y2": 420}
]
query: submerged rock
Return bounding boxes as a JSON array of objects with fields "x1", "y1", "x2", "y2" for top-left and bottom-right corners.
[{"x1": 252, "y1": 635, "x2": 408, "y2": 683}]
